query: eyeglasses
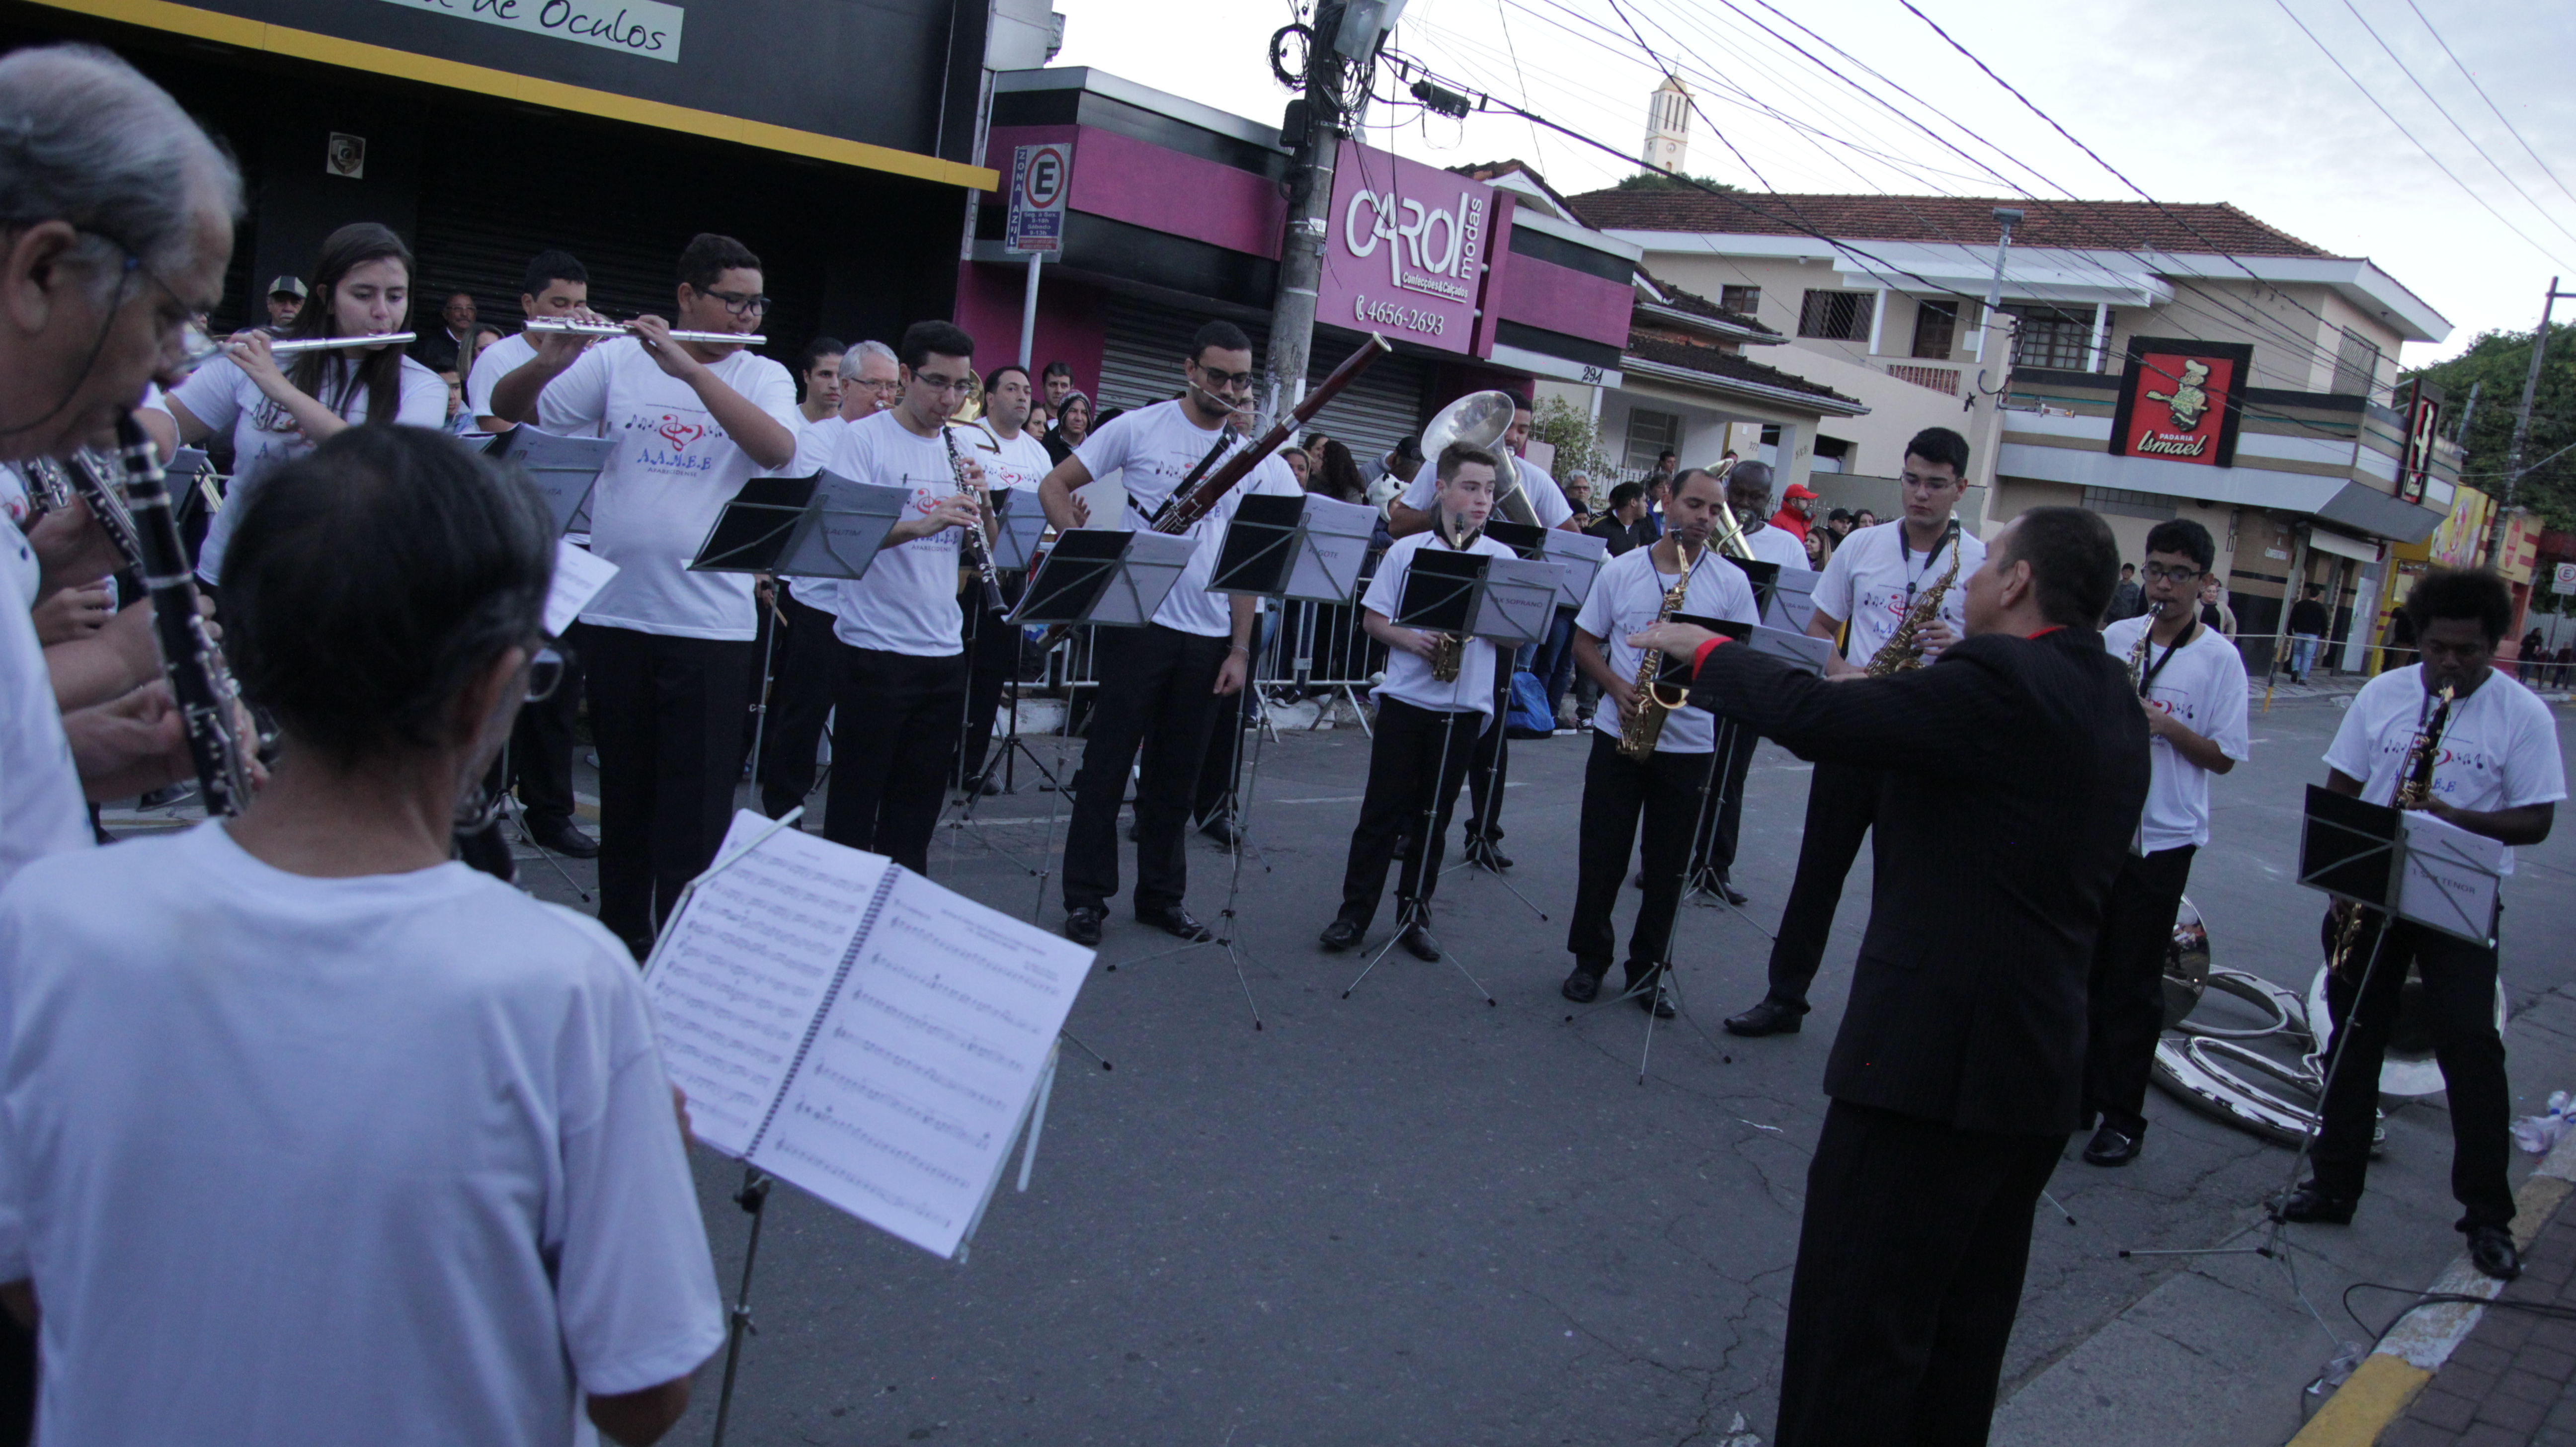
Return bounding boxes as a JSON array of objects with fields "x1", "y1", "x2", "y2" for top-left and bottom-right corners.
[
  {"x1": 909, "y1": 370, "x2": 975, "y2": 397},
  {"x1": 2140, "y1": 563, "x2": 2203, "y2": 584},
  {"x1": 701, "y1": 287, "x2": 772, "y2": 318},
  {"x1": 1194, "y1": 364, "x2": 1257, "y2": 390}
]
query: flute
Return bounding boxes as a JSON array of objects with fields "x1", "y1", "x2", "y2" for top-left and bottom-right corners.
[
  {"x1": 524, "y1": 319, "x2": 766, "y2": 347},
  {"x1": 261, "y1": 331, "x2": 415, "y2": 356}
]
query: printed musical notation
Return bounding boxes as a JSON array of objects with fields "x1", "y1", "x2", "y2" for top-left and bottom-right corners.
[{"x1": 642, "y1": 810, "x2": 1094, "y2": 1260}]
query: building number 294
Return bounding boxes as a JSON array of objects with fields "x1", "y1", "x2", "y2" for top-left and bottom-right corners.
[{"x1": 1353, "y1": 295, "x2": 1447, "y2": 336}]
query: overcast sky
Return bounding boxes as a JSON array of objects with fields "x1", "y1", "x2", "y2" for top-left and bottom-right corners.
[{"x1": 1050, "y1": 0, "x2": 2576, "y2": 368}]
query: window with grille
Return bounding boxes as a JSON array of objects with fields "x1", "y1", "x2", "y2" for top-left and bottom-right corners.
[
  {"x1": 1623, "y1": 408, "x2": 1683, "y2": 470},
  {"x1": 2334, "y1": 327, "x2": 2382, "y2": 398},
  {"x1": 2008, "y1": 305, "x2": 2092, "y2": 371},
  {"x1": 1798, "y1": 289, "x2": 1874, "y2": 342},
  {"x1": 1720, "y1": 285, "x2": 1761, "y2": 316},
  {"x1": 1911, "y1": 300, "x2": 1958, "y2": 359}
]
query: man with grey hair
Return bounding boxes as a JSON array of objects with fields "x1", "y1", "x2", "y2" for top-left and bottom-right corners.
[
  {"x1": 764, "y1": 338, "x2": 901, "y2": 816},
  {"x1": 0, "y1": 43, "x2": 238, "y2": 855}
]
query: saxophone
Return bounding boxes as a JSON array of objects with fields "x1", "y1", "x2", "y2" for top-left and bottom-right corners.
[
  {"x1": 2325, "y1": 681, "x2": 2456, "y2": 977},
  {"x1": 1865, "y1": 518, "x2": 1964, "y2": 676},
  {"x1": 2125, "y1": 600, "x2": 2165, "y2": 689},
  {"x1": 1427, "y1": 510, "x2": 1482, "y2": 683},
  {"x1": 1618, "y1": 541, "x2": 1700, "y2": 759}
]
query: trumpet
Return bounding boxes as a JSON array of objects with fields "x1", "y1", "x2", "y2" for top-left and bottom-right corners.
[
  {"x1": 261, "y1": 331, "x2": 415, "y2": 356},
  {"x1": 524, "y1": 318, "x2": 766, "y2": 347}
]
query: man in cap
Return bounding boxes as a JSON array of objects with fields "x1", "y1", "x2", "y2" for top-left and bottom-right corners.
[{"x1": 264, "y1": 276, "x2": 306, "y2": 331}]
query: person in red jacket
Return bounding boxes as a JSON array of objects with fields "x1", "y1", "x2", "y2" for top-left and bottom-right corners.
[{"x1": 1771, "y1": 482, "x2": 1819, "y2": 540}]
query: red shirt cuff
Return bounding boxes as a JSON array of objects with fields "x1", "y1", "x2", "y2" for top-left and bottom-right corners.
[{"x1": 1691, "y1": 636, "x2": 1733, "y2": 674}]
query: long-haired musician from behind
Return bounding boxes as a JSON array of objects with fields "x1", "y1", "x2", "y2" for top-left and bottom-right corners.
[
  {"x1": 2279, "y1": 567, "x2": 2563, "y2": 1281},
  {"x1": 1560, "y1": 467, "x2": 1755, "y2": 1015},
  {"x1": 1723, "y1": 426, "x2": 1987, "y2": 1039},
  {"x1": 0, "y1": 426, "x2": 723, "y2": 1445},
  {"x1": 2080, "y1": 518, "x2": 2249, "y2": 1169},
  {"x1": 157, "y1": 221, "x2": 448, "y2": 588},
  {"x1": 1317, "y1": 443, "x2": 1520, "y2": 963}
]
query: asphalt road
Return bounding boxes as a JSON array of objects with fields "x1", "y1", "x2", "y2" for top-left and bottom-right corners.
[{"x1": 506, "y1": 685, "x2": 2576, "y2": 1447}]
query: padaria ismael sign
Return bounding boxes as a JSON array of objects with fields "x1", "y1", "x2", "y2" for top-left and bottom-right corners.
[{"x1": 2108, "y1": 336, "x2": 2254, "y2": 470}]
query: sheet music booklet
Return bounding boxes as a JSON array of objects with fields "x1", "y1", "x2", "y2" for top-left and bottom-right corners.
[{"x1": 644, "y1": 810, "x2": 1096, "y2": 1260}]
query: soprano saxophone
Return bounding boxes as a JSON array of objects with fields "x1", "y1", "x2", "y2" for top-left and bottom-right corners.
[
  {"x1": 2325, "y1": 680, "x2": 2456, "y2": 978},
  {"x1": 1865, "y1": 518, "x2": 1964, "y2": 676},
  {"x1": 1618, "y1": 542, "x2": 1699, "y2": 759},
  {"x1": 2125, "y1": 600, "x2": 2166, "y2": 689}
]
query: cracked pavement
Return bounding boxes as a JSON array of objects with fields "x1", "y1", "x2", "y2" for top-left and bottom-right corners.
[{"x1": 513, "y1": 692, "x2": 2576, "y2": 1446}]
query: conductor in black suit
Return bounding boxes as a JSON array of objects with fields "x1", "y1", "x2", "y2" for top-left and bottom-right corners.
[{"x1": 1631, "y1": 506, "x2": 2148, "y2": 1447}]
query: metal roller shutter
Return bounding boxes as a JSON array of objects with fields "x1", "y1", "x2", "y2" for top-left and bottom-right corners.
[{"x1": 1097, "y1": 299, "x2": 1427, "y2": 462}]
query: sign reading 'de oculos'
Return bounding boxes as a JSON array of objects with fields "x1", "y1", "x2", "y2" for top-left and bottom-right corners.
[
  {"x1": 2108, "y1": 335, "x2": 2254, "y2": 470},
  {"x1": 376, "y1": 0, "x2": 685, "y2": 62},
  {"x1": 1316, "y1": 139, "x2": 1495, "y2": 357}
]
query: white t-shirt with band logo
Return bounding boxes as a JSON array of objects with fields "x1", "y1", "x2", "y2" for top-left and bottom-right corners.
[
  {"x1": 2101, "y1": 615, "x2": 2252, "y2": 852},
  {"x1": 1575, "y1": 543, "x2": 1759, "y2": 755},
  {"x1": 2324, "y1": 663, "x2": 2566, "y2": 875},
  {"x1": 538, "y1": 337, "x2": 798, "y2": 641},
  {"x1": 1071, "y1": 401, "x2": 1299, "y2": 638},
  {"x1": 1362, "y1": 529, "x2": 1523, "y2": 718},
  {"x1": 169, "y1": 351, "x2": 449, "y2": 584},
  {"x1": 1812, "y1": 518, "x2": 1987, "y2": 666},
  {"x1": 817, "y1": 411, "x2": 975, "y2": 657},
  {"x1": 1398, "y1": 456, "x2": 1574, "y2": 528},
  {"x1": 1737, "y1": 521, "x2": 1810, "y2": 572},
  {"x1": 465, "y1": 332, "x2": 537, "y2": 424},
  {"x1": 965, "y1": 422, "x2": 1051, "y2": 497}
]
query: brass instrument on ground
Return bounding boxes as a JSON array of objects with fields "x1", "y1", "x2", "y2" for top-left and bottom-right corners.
[
  {"x1": 2125, "y1": 601, "x2": 2166, "y2": 689},
  {"x1": 2325, "y1": 681, "x2": 2456, "y2": 978},
  {"x1": 1618, "y1": 542, "x2": 1700, "y2": 759},
  {"x1": 1865, "y1": 518, "x2": 1964, "y2": 676}
]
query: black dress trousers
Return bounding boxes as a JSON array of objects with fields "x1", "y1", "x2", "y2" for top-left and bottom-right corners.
[
  {"x1": 1062, "y1": 624, "x2": 1228, "y2": 916},
  {"x1": 1774, "y1": 1099, "x2": 2069, "y2": 1447},
  {"x1": 2082, "y1": 843, "x2": 2196, "y2": 1134},
  {"x1": 2313, "y1": 912, "x2": 2515, "y2": 1232},
  {"x1": 823, "y1": 644, "x2": 967, "y2": 877},
  {"x1": 1567, "y1": 730, "x2": 1713, "y2": 983},
  {"x1": 955, "y1": 573, "x2": 1025, "y2": 787},
  {"x1": 758, "y1": 582, "x2": 841, "y2": 819},
  {"x1": 1334, "y1": 697, "x2": 1484, "y2": 931},
  {"x1": 584, "y1": 626, "x2": 754, "y2": 957},
  {"x1": 1763, "y1": 759, "x2": 1881, "y2": 1010}
]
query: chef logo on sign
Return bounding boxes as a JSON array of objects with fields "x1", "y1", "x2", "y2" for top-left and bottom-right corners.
[{"x1": 2109, "y1": 335, "x2": 2253, "y2": 471}]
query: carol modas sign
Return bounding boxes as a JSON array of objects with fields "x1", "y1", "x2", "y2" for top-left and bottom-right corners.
[
  {"x1": 2109, "y1": 336, "x2": 2253, "y2": 470},
  {"x1": 1315, "y1": 139, "x2": 1497, "y2": 357}
]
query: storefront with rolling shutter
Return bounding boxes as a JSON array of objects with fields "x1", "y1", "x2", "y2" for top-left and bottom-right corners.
[{"x1": 1093, "y1": 301, "x2": 1429, "y2": 463}]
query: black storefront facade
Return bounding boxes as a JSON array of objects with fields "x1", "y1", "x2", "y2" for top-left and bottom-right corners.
[{"x1": 0, "y1": 0, "x2": 998, "y2": 360}]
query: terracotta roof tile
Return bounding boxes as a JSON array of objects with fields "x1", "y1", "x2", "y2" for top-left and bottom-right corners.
[
  {"x1": 1623, "y1": 333, "x2": 1860, "y2": 406},
  {"x1": 1567, "y1": 190, "x2": 2332, "y2": 258}
]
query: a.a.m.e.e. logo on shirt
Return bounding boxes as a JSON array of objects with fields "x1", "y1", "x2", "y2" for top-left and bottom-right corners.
[{"x1": 628, "y1": 411, "x2": 726, "y2": 474}]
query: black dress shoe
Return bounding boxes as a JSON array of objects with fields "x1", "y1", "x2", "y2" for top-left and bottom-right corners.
[
  {"x1": 1630, "y1": 978, "x2": 1676, "y2": 1019},
  {"x1": 1318, "y1": 918, "x2": 1364, "y2": 952},
  {"x1": 529, "y1": 817, "x2": 601, "y2": 859},
  {"x1": 1199, "y1": 814, "x2": 1238, "y2": 849},
  {"x1": 1712, "y1": 876, "x2": 1749, "y2": 907},
  {"x1": 1398, "y1": 923, "x2": 1440, "y2": 961},
  {"x1": 1560, "y1": 968, "x2": 1605, "y2": 1004},
  {"x1": 1465, "y1": 836, "x2": 1514, "y2": 871},
  {"x1": 2468, "y1": 1225, "x2": 2522, "y2": 1282},
  {"x1": 1139, "y1": 905, "x2": 1212, "y2": 942},
  {"x1": 2270, "y1": 1182, "x2": 2356, "y2": 1225},
  {"x1": 2082, "y1": 1123, "x2": 2144, "y2": 1167},
  {"x1": 1393, "y1": 834, "x2": 1414, "y2": 863},
  {"x1": 1063, "y1": 906, "x2": 1105, "y2": 946},
  {"x1": 1723, "y1": 999, "x2": 1804, "y2": 1036}
]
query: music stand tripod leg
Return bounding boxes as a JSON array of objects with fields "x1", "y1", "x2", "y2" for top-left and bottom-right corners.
[{"x1": 708, "y1": 1167, "x2": 772, "y2": 1447}]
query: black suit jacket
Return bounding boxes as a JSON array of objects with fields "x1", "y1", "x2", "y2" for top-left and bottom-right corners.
[{"x1": 1689, "y1": 628, "x2": 2148, "y2": 1135}]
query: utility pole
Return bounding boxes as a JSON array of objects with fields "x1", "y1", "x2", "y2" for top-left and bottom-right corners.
[
  {"x1": 1962, "y1": 207, "x2": 2021, "y2": 534},
  {"x1": 2485, "y1": 276, "x2": 2576, "y2": 565},
  {"x1": 1262, "y1": 3, "x2": 1353, "y2": 427}
]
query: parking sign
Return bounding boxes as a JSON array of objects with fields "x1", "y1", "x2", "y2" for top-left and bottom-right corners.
[
  {"x1": 1005, "y1": 144, "x2": 1070, "y2": 254},
  {"x1": 2555, "y1": 561, "x2": 2576, "y2": 596}
]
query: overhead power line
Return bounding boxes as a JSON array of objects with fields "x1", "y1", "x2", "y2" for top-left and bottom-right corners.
[{"x1": 2399, "y1": 0, "x2": 2576, "y2": 216}]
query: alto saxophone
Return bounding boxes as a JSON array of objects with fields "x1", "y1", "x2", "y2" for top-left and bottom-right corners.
[
  {"x1": 1619, "y1": 542, "x2": 1699, "y2": 759},
  {"x1": 2325, "y1": 681, "x2": 2457, "y2": 977},
  {"x1": 1428, "y1": 512, "x2": 1483, "y2": 683},
  {"x1": 1865, "y1": 518, "x2": 1965, "y2": 676}
]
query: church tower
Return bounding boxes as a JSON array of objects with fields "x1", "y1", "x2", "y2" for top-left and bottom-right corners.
[{"x1": 1644, "y1": 74, "x2": 1690, "y2": 175}]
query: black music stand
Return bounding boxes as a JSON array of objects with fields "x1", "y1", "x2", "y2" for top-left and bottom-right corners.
[
  {"x1": 1208, "y1": 493, "x2": 1376, "y2": 604},
  {"x1": 1536, "y1": 526, "x2": 1610, "y2": 612},
  {"x1": 990, "y1": 491, "x2": 1048, "y2": 573},
  {"x1": 485, "y1": 427, "x2": 615, "y2": 537},
  {"x1": 1431, "y1": 547, "x2": 1568, "y2": 917},
  {"x1": 1762, "y1": 563, "x2": 1823, "y2": 633},
  {"x1": 1005, "y1": 528, "x2": 1196, "y2": 629},
  {"x1": 688, "y1": 471, "x2": 911, "y2": 580}
]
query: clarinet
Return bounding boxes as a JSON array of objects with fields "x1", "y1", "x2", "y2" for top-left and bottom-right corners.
[
  {"x1": 938, "y1": 423, "x2": 1006, "y2": 615},
  {"x1": 102, "y1": 415, "x2": 253, "y2": 816}
]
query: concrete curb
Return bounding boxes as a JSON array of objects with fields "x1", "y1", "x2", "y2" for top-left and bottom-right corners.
[{"x1": 2284, "y1": 1126, "x2": 2576, "y2": 1446}]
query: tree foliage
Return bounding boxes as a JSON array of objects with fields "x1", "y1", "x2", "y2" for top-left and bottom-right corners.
[
  {"x1": 1612, "y1": 170, "x2": 1737, "y2": 194},
  {"x1": 2403, "y1": 322, "x2": 2576, "y2": 530},
  {"x1": 1528, "y1": 395, "x2": 1613, "y2": 481}
]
